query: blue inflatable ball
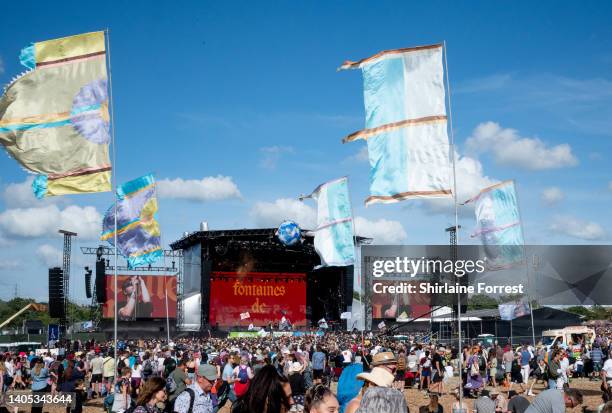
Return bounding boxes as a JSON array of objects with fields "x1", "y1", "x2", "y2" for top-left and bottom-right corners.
[{"x1": 277, "y1": 220, "x2": 301, "y2": 246}]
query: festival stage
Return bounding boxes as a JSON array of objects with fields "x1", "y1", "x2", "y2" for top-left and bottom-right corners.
[{"x1": 170, "y1": 228, "x2": 363, "y2": 331}]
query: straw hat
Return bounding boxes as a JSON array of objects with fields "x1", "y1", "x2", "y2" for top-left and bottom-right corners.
[
  {"x1": 356, "y1": 367, "x2": 394, "y2": 387},
  {"x1": 371, "y1": 351, "x2": 397, "y2": 366},
  {"x1": 289, "y1": 362, "x2": 302, "y2": 374}
]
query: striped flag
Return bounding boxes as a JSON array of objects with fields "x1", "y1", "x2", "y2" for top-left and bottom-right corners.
[{"x1": 340, "y1": 44, "x2": 452, "y2": 206}]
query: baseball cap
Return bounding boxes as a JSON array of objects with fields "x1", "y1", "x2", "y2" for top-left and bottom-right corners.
[{"x1": 197, "y1": 364, "x2": 218, "y2": 381}]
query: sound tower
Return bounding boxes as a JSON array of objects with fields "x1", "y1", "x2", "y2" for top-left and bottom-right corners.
[
  {"x1": 48, "y1": 267, "x2": 65, "y2": 319},
  {"x1": 85, "y1": 267, "x2": 92, "y2": 299},
  {"x1": 201, "y1": 260, "x2": 212, "y2": 330},
  {"x1": 95, "y1": 259, "x2": 106, "y2": 303}
]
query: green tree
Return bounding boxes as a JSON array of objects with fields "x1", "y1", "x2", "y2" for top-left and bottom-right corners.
[{"x1": 468, "y1": 294, "x2": 498, "y2": 310}]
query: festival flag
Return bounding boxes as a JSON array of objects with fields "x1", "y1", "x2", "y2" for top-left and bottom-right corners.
[
  {"x1": 0, "y1": 31, "x2": 112, "y2": 197},
  {"x1": 318, "y1": 318, "x2": 329, "y2": 329},
  {"x1": 248, "y1": 323, "x2": 255, "y2": 330},
  {"x1": 240, "y1": 312, "x2": 251, "y2": 320},
  {"x1": 464, "y1": 180, "x2": 525, "y2": 269},
  {"x1": 306, "y1": 177, "x2": 355, "y2": 267},
  {"x1": 340, "y1": 44, "x2": 452, "y2": 206},
  {"x1": 340, "y1": 312, "x2": 352, "y2": 320},
  {"x1": 498, "y1": 301, "x2": 530, "y2": 321},
  {"x1": 100, "y1": 174, "x2": 162, "y2": 268},
  {"x1": 257, "y1": 328, "x2": 267, "y2": 337},
  {"x1": 377, "y1": 321, "x2": 386, "y2": 329}
]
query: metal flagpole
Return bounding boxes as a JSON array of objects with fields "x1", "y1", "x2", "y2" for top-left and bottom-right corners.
[
  {"x1": 105, "y1": 28, "x2": 119, "y2": 366},
  {"x1": 443, "y1": 40, "x2": 463, "y2": 404},
  {"x1": 165, "y1": 279, "x2": 171, "y2": 343}
]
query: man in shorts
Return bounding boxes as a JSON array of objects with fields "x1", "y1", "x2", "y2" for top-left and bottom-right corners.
[
  {"x1": 102, "y1": 353, "x2": 116, "y2": 394},
  {"x1": 311, "y1": 346, "x2": 326, "y2": 384},
  {"x1": 90, "y1": 352, "x2": 104, "y2": 398}
]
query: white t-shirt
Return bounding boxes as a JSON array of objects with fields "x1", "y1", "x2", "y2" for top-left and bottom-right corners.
[
  {"x1": 603, "y1": 358, "x2": 612, "y2": 380},
  {"x1": 91, "y1": 357, "x2": 104, "y2": 375},
  {"x1": 342, "y1": 350, "x2": 352, "y2": 363},
  {"x1": 132, "y1": 364, "x2": 142, "y2": 379}
]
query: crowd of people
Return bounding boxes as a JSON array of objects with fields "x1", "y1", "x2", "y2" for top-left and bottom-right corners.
[{"x1": 0, "y1": 326, "x2": 610, "y2": 413}]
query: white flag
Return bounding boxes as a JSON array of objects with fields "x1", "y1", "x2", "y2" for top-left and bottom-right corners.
[
  {"x1": 248, "y1": 323, "x2": 255, "y2": 330},
  {"x1": 378, "y1": 321, "x2": 386, "y2": 329},
  {"x1": 340, "y1": 312, "x2": 352, "y2": 320},
  {"x1": 240, "y1": 312, "x2": 250, "y2": 320},
  {"x1": 340, "y1": 44, "x2": 452, "y2": 205},
  {"x1": 257, "y1": 328, "x2": 267, "y2": 337}
]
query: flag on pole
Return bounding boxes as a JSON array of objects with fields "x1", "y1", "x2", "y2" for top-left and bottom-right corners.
[
  {"x1": 240, "y1": 312, "x2": 251, "y2": 320},
  {"x1": 340, "y1": 44, "x2": 452, "y2": 206},
  {"x1": 340, "y1": 312, "x2": 352, "y2": 320},
  {"x1": 0, "y1": 31, "x2": 112, "y2": 197},
  {"x1": 306, "y1": 177, "x2": 355, "y2": 267},
  {"x1": 498, "y1": 302, "x2": 530, "y2": 321},
  {"x1": 248, "y1": 323, "x2": 255, "y2": 330},
  {"x1": 377, "y1": 321, "x2": 386, "y2": 329},
  {"x1": 318, "y1": 318, "x2": 329, "y2": 329},
  {"x1": 101, "y1": 174, "x2": 162, "y2": 268},
  {"x1": 464, "y1": 180, "x2": 525, "y2": 269}
]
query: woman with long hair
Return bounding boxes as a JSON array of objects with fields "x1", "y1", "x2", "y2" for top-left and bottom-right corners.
[
  {"x1": 30, "y1": 358, "x2": 50, "y2": 413},
  {"x1": 231, "y1": 364, "x2": 293, "y2": 413},
  {"x1": 131, "y1": 358, "x2": 143, "y2": 398},
  {"x1": 133, "y1": 377, "x2": 167, "y2": 413}
]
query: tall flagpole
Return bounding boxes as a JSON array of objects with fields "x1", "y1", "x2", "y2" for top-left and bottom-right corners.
[
  {"x1": 105, "y1": 28, "x2": 119, "y2": 366},
  {"x1": 165, "y1": 279, "x2": 171, "y2": 343},
  {"x1": 444, "y1": 40, "x2": 463, "y2": 405}
]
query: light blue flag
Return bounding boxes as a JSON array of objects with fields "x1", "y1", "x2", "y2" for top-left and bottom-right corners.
[
  {"x1": 465, "y1": 180, "x2": 525, "y2": 270},
  {"x1": 101, "y1": 174, "x2": 162, "y2": 268},
  {"x1": 307, "y1": 177, "x2": 355, "y2": 267},
  {"x1": 340, "y1": 44, "x2": 452, "y2": 206}
]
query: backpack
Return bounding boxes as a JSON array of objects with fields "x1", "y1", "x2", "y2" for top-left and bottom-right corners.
[
  {"x1": 166, "y1": 373, "x2": 178, "y2": 394},
  {"x1": 117, "y1": 357, "x2": 127, "y2": 371},
  {"x1": 142, "y1": 360, "x2": 153, "y2": 377},
  {"x1": 478, "y1": 355, "x2": 486, "y2": 371},
  {"x1": 237, "y1": 366, "x2": 249, "y2": 384}
]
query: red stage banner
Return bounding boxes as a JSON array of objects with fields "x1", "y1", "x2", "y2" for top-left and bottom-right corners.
[
  {"x1": 103, "y1": 275, "x2": 177, "y2": 320},
  {"x1": 209, "y1": 272, "x2": 306, "y2": 327}
]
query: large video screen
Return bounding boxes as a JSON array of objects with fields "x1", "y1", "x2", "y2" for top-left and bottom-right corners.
[
  {"x1": 209, "y1": 272, "x2": 306, "y2": 327},
  {"x1": 103, "y1": 275, "x2": 177, "y2": 320}
]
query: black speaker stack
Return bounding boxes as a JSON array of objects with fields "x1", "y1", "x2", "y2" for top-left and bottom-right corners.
[
  {"x1": 48, "y1": 267, "x2": 65, "y2": 319},
  {"x1": 95, "y1": 258, "x2": 107, "y2": 303}
]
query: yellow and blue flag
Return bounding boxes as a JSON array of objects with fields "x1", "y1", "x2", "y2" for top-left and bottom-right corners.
[
  {"x1": 0, "y1": 31, "x2": 111, "y2": 198},
  {"x1": 101, "y1": 174, "x2": 162, "y2": 268}
]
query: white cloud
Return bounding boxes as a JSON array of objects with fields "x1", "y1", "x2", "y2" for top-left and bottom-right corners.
[
  {"x1": 157, "y1": 176, "x2": 241, "y2": 202},
  {"x1": 0, "y1": 204, "x2": 101, "y2": 240},
  {"x1": 550, "y1": 215, "x2": 607, "y2": 241},
  {"x1": 251, "y1": 198, "x2": 316, "y2": 228},
  {"x1": 2, "y1": 176, "x2": 63, "y2": 208},
  {"x1": 541, "y1": 187, "x2": 565, "y2": 205},
  {"x1": 466, "y1": 122, "x2": 578, "y2": 170},
  {"x1": 344, "y1": 146, "x2": 369, "y2": 163},
  {"x1": 422, "y1": 153, "x2": 498, "y2": 217},
  {"x1": 259, "y1": 146, "x2": 294, "y2": 170},
  {"x1": 354, "y1": 216, "x2": 407, "y2": 244},
  {"x1": 249, "y1": 197, "x2": 407, "y2": 244},
  {"x1": 36, "y1": 244, "x2": 62, "y2": 267},
  {"x1": 0, "y1": 259, "x2": 20, "y2": 270}
]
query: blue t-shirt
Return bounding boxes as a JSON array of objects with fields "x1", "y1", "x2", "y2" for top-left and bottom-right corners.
[
  {"x1": 520, "y1": 351, "x2": 531, "y2": 366},
  {"x1": 31, "y1": 368, "x2": 50, "y2": 391},
  {"x1": 312, "y1": 352, "x2": 326, "y2": 370},
  {"x1": 222, "y1": 363, "x2": 234, "y2": 381}
]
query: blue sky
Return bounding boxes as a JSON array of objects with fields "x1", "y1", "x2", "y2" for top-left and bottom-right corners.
[{"x1": 0, "y1": 1, "x2": 611, "y2": 302}]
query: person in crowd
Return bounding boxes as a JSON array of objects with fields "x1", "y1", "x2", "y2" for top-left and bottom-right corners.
[
  {"x1": 420, "y1": 394, "x2": 443, "y2": 413},
  {"x1": 91, "y1": 352, "x2": 104, "y2": 398},
  {"x1": 31, "y1": 358, "x2": 50, "y2": 413},
  {"x1": 346, "y1": 367, "x2": 394, "y2": 413},
  {"x1": 451, "y1": 388, "x2": 468, "y2": 413},
  {"x1": 231, "y1": 356, "x2": 254, "y2": 399},
  {"x1": 174, "y1": 364, "x2": 218, "y2": 413},
  {"x1": 473, "y1": 390, "x2": 496, "y2": 413},
  {"x1": 491, "y1": 389, "x2": 507, "y2": 413},
  {"x1": 111, "y1": 367, "x2": 133, "y2": 413},
  {"x1": 103, "y1": 353, "x2": 116, "y2": 394},
  {"x1": 524, "y1": 387, "x2": 583, "y2": 413},
  {"x1": 133, "y1": 377, "x2": 167, "y2": 413},
  {"x1": 304, "y1": 384, "x2": 339, "y2": 413},
  {"x1": 231, "y1": 364, "x2": 293, "y2": 413},
  {"x1": 466, "y1": 347, "x2": 485, "y2": 397},
  {"x1": 356, "y1": 386, "x2": 409, "y2": 413},
  {"x1": 168, "y1": 359, "x2": 193, "y2": 409},
  {"x1": 312, "y1": 346, "x2": 327, "y2": 385},
  {"x1": 288, "y1": 362, "x2": 306, "y2": 412},
  {"x1": 507, "y1": 390, "x2": 530, "y2": 413}
]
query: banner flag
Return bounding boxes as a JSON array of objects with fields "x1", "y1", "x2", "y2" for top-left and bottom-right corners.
[
  {"x1": 499, "y1": 302, "x2": 530, "y2": 321},
  {"x1": 101, "y1": 174, "x2": 162, "y2": 268},
  {"x1": 464, "y1": 180, "x2": 525, "y2": 269},
  {"x1": 0, "y1": 31, "x2": 112, "y2": 197},
  {"x1": 240, "y1": 312, "x2": 251, "y2": 320},
  {"x1": 248, "y1": 323, "x2": 255, "y2": 330},
  {"x1": 339, "y1": 44, "x2": 452, "y2": 206},
  {"x1": 378, "y1": 321, "x2": 386, "y2": 329},
  {"x1": 307, "y1": 177, "x2": 355, "y2": 267},
  {"x1": 340, "y1": 311, "x2": 352, "y2": 320},
  {"x1": 258, "y1": 328, "x2": 268, "y2": 337}
]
